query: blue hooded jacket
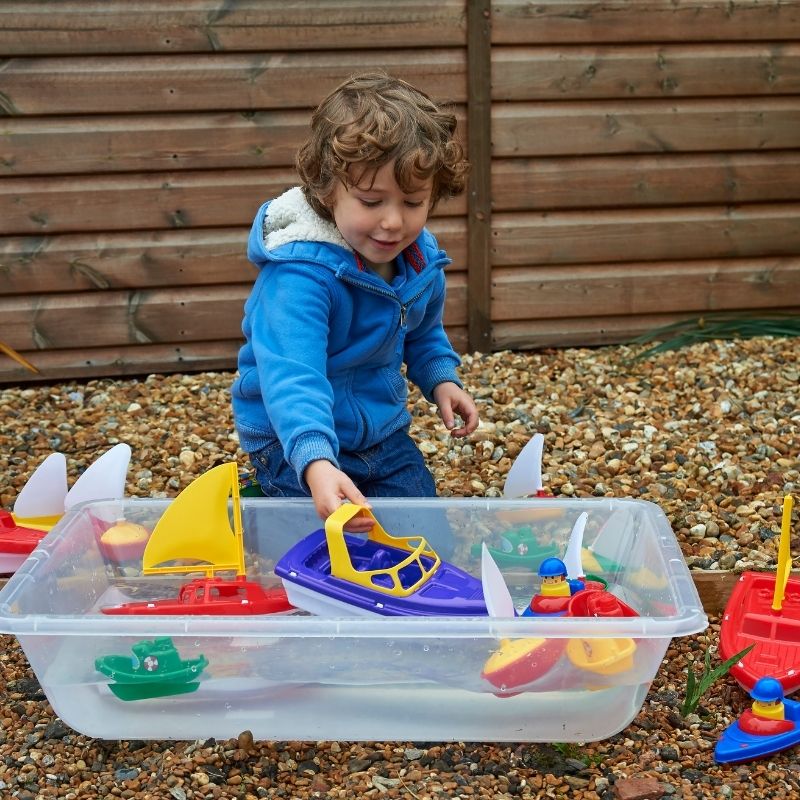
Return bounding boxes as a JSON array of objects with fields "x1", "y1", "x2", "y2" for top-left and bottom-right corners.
[{"x1": 231, "y1": 187, "x2": 462, "y2": 485}]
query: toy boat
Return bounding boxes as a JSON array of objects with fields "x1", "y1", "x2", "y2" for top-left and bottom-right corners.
[
  {"x1": 104, "y1": 575, "x2": 290, "y2": 615},
  {"x1": 101, "y1": 462, "x2": 292, "y2": 616},
  {"x1": 479, "y1": 514, "x2": 640, "y2": 691},
  {"x1": 95, "y1": 636, "x2": 208, "y2": 701},
  {"x1": 2, "y1": 446, "x2": 131, "y2": 573},
  {"x1": 720, "y1": 496, "x2": 799, "y2": 692},
  {"x1": 275, "y1": 503, "x2": 487, "y2": 617},
  {"x1": 0, "y1": 511, "x2": 50, "y2": 573},
  {"x1": 470, "y1": 526, "x2": 559, "y2": 569},
  {"x1": 715, "y1": 686, "x2": 800, "y2": 763}
]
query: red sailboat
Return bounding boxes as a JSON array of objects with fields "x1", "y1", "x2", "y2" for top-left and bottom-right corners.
[
  {"x1": 102, "y1": 462, "x2": 292, "y2": 616},
  {"x1": 720, "y1": 495, "x2": 800, "y2": 692}
]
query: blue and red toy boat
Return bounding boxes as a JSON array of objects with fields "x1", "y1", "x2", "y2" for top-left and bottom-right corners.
[
  {"x1": 715, "y1": 678, "x2": 800, "y2": 763},
  {"x1": 275, "y1": 503, "x2": 487, "y2": 617}
]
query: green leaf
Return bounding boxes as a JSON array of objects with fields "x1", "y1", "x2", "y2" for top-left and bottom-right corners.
[
  {"x1": 680, "y1": 644, "x2": 754, "y2": 716},
  {"x1": 626, "y1": 313, "x2": 800, "y2": 362}
]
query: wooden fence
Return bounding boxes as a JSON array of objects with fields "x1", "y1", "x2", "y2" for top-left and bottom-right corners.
[{"x1": 1, "y1": 1, "x2": 799, "y2": 383}]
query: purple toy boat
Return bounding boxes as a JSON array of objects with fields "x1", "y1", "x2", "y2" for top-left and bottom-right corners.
[{"x1": 275, "y1": 504, "x2": 487, "y2": 617}]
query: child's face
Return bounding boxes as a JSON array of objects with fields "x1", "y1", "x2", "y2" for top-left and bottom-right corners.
[{"x1": 327, "y1": 160, "x2": 433, "y2": 271}]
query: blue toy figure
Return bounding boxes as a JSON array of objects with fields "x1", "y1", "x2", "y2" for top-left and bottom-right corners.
[
  {"x1": 521, "y1": 557, "x2": 586, "y2": 617},
  {"x1": 750, "y1": 677, "x2": 787, "y2": 721}
]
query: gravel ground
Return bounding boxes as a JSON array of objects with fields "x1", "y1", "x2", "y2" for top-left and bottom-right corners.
[{"x1": 0, "y1": 336, "x2": 799, "y2": 799}]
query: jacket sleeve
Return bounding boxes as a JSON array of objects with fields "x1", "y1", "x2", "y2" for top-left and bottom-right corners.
[
  {"x1": 247, "y1": 262, "x2": 340, "y2": 483},
  {"x1": 403, "y1": 267, "x2": 462, "y2": 401}
]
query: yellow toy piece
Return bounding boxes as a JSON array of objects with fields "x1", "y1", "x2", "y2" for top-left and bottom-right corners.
[
  {"x1": 9, "y1": 514, "x2": 61, "y2": 532},
  {"x1": 325, "y1": 503, "x2": 440, "y2": 597},
  {"x1": 540, "y1": 579, "x2": 571, "y2": 598},
  {"x1": 753, "y1": 698, "x2": 786, "y2": 720},
  {"x1": 143, "y1": 462, "x2": 245, "y2": 577},
  {"x1": 565, "y1": 637, "x2": 636, "y2": 676}
]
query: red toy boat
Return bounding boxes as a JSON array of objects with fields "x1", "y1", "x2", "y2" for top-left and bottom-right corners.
[
  {"x1": 720, "y1": 496, "x2": 799, "y2": 692},
  {"x1": 0, "y1": 510, "x2": 46, "y2": 554},
  {"x1": 100, "y1": 462, "x2": 293, "y2": 617},
  {"x1": 102, "y1": 575, "x2": 292, "y2": 616}
]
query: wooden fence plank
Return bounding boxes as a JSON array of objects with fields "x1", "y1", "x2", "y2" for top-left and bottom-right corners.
[
  {"x1": 6, "y1": 147, "x2": 795, "y2": 238},
  {"x1": 0, "y1": 1, "x2": 467, "y2": 55},
  {"x1": 0, "y1": 170, "x2": 467, "y2": 235},
  {"x1": 492, "y1": 151, "x2": 800, "y2": 211},
  {"x1": 492, "y1": 204, "x2": 800, "y2": 266},
  {"x1": 0, "y1": 219, "x2": 467, "y2": 295},
  {"x1": 0, "y1": 51, "x2": 466, "y2": 116},
  {"x1": 493, "y1": 98, "x2": 800, "y2": 157},
  {"x1": 491, "y1": 258, "x2": 800, "y2": 320},
  {"x1": 0, "y1": 276, "x2": 468, "y2": 352},
  {"x1": 493, "y1": 43, "x2": 800, "y2": 101},
  {"x1": 0, "y1": 341, "x2": 243, "y2": 383},
  {"x1": 0, "y1": 324, "x2": 470, "y2": 384},
  {"x1": 492, "y1": 308, "x2": 800, "y2": 351},
  {"x1": 0, "y1": 109, "x2": 467, "y2": 176},
  {"x1": 492, "y1": 0, "x2": 800, "y2": 44}
]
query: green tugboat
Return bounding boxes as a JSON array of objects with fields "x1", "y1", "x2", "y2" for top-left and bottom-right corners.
[
  {"x1": 470, "y1": 525, "x2": 560, "y2": 569},
  {"x1": 95, "y1": 637, "x2": 208, "y2": 701}
]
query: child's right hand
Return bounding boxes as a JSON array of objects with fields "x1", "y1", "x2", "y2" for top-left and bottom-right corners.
[{"x1": 304, "y1": 460, "x2": 374, "y2": 532}]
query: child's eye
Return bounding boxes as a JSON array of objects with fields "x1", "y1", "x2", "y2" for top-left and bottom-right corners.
[
  {"x1": 405, "y1": 201, "x2": 425, "y2": 208},
  {"x1": 359, "y1": 199, "x2": 380, "y2": 208}
]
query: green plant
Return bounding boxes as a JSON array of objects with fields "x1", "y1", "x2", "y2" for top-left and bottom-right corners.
[
  {"x1": 626, "y1": 313, "x2": 800, "y2": 362},
  {"x1": 681, "y1": 643, "x2": 754, "y2": 716},
  {"x1": 551, "y1": 741, "x2": 581, "y2": 759}
]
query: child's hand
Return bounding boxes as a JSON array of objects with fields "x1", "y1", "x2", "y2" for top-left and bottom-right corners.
[
  {"x1": 304, "y1": 460, "x2": 374, "y2": 532},
  {"x1": 433, "y1": 382, "x2": 479, "y2": 437}
]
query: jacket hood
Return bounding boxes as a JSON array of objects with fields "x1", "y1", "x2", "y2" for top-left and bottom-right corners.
[{"x1": 262, "y1": 187, "x2": 352, "y2": 253}]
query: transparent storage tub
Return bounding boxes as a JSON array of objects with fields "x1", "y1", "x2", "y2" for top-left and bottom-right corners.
[{"x1": 0, "y1": 497, "x2": 707, "y2": 741}]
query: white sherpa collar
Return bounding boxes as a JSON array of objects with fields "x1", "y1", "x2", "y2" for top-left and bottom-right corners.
[{"x1": 262, "y1": 187, "x2": 352, "y2": 253}]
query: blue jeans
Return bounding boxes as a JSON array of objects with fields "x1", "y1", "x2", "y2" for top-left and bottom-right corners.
[
  {"x1": 250, "y1": 427, "x2": 437, "y2": 499},
  {"x1": 249, "y1": 428, "x2": 453, "y2": 556}
]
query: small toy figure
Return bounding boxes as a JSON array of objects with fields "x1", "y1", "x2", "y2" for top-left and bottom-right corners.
[
  {"x1": 522, "y1": 557, "x2": 585, "y2": 616},
  {"x1": 743, "y1": 678, "x2": 792, "y2": 729}
]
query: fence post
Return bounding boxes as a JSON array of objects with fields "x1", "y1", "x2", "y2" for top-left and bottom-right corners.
[{"x1": 466, "y1": 0, "x2": 492, "y2": 353}]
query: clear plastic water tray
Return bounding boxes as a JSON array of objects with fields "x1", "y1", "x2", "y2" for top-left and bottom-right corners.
[{"x1": 0, "y1": 497, "x2": 707, "y2": 741}]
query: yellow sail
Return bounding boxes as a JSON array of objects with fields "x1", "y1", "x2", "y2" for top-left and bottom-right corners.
[
  {"x1": 143, "y1": 462, "x2": 244, "y2": 577},
  {"x1": 772, "y1": 495, "x2": 795, "y2": 612}
]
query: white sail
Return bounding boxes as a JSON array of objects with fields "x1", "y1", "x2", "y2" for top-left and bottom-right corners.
[
  {"x1": 563, "y1": 512, "x2": 588, "y2": 580},
  {"x1": 13, "y1": 452, "x2": 68, "y2": 519},
  {"x1": 481, "y1": 543, "x2": 516, "y2": 618},
  {"x1": 64, "y1": 443, "x2": 131, "y2": 511},
  {"x1": 503, "y1": 433, "x2": 544, "y2": 498}
]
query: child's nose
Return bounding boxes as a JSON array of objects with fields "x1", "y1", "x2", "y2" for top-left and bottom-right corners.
[{"x1": 381, "y1": 206, "x2": 402, "y2": 230}]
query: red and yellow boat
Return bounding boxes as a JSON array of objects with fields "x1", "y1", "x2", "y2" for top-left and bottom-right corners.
[{"x1": 720, "y1": 496, "x2": 799, "y2": 692}]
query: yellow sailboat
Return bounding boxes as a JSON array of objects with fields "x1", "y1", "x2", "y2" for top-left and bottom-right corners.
[{"x1": 102, "y1": 463, "x2": 292, "y2": 616}]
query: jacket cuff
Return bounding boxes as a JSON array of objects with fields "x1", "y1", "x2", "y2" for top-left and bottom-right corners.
[
  {"x1": 416, "y1": 355, "x2": 463, "y2": 401},
  {"x1": 290, "y1": 432, "x2": 339, "y2": 489}
]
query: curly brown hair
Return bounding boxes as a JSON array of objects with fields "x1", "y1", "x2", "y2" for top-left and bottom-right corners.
[{"x1": 296, "y1": 72, "x2": 468, "y2": 221}]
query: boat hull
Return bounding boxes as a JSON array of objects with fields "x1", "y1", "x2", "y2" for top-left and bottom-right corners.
[
  {"x1": 101, "y1": 578, "x2": 293, "y2": 616},
  {"x1": 276, "y1": 529, "x2": 487, "y2": 616},
  {"x1": 715, "y1": 697, "x2": 800, "y2": 763},
  {"x1": 720, "y1": 571, "x2": 800, "y2": 692}
]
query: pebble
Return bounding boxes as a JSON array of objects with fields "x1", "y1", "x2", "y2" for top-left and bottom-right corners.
[{"x1": 0, "y1": 337, "x2": 799, "y2": 799}]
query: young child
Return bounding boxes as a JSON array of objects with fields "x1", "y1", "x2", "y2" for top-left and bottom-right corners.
[{"x1": 231, "y1": 72, "x2": 479, "y2": 529}]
